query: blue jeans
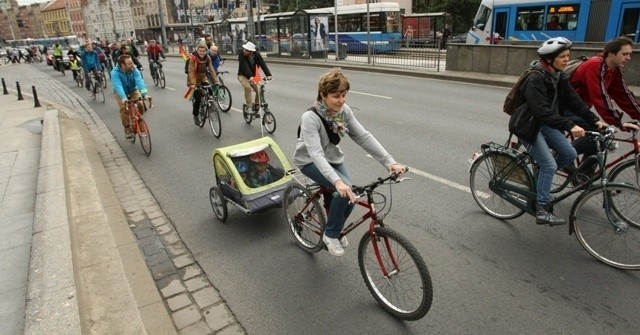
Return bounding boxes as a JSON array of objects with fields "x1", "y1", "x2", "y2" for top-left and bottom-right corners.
[
  {"x1": 521, "y1": 124, "x2": 577, "y2": 205},
  {"x1": 300, "y1": 163, "x2": 354, "y2": 238}
]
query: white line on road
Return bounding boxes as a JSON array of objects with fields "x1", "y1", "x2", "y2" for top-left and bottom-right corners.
[{"x1": 350, "y1": 91, "x2": 392, "y2": 99}]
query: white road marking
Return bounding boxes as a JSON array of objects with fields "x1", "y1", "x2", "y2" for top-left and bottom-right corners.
[{"x1": 350, "y1": 91, "x2": 392, "y2": 99}]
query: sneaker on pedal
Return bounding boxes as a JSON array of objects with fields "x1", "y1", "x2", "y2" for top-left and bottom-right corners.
[
  {"x1": 323, "y1": 234, "x2": 345, "y2": 256},
  {"x1": 124, "y1": 126, "x2": 133, "y2": 139},
  {"x1": 193, "y1": 114, "x2": 200, "y2": 126},
  {"x1": 339, "y1": 236, "x2": 348, "y2": 248}
]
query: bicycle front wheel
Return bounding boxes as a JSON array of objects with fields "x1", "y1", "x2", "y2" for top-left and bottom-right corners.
[
  {"x1": 283, "y1": 184, "x2": 325, "y2": 253},
  {"x1": 216, "y1": 85, "x2": 232, "y2": 112},
  {"x1": 159, "y1": 70, "x2": 166, "y2": 88},
  {"x1": 469, "y1": 151, "x2": 533, "y2": 219},
  {"x1": 101, "y1": 73, "x2": 107, "y2": 88},
  {"x1": 208, "y1": 104, "x2": 221, "y2": 138},
  {"x1": 358, "y1": 227, "x2": 433, "y2": 320},
  {"x1": 571, "y1": 184, "x2": 640, "y2": 270},
  {"x1": 96, "y1": 85, "x2": 105, "y2": 103},
  {"x1": 198, "y1": 102, "x2": 207, "y2": 128},
  {"x1": 137, "y1": 119, "x2": 152, "y2": 156},
  {"x1": 609, "y1": 158, "x2": 640, "y2": 188},
  {"x1": 263, "y1": 111, "x2": 276, "y2": 134},
  {"x1": 242, "y1": 105, "x2": 253, "y2": 124},
  {"x1": 152, "y1": 71, "x2": 159, "y2": 86}
]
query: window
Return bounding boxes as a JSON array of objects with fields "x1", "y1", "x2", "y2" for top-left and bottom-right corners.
[
  {"x1": 546, "y1": 5, "x2": 579, "y2": 31},
  {"x1": 516, "y1": 6, "x2": 544, "y2": 31},
  {"x1": 473, "y1": 4, "x2": 491, "y2": 29}
]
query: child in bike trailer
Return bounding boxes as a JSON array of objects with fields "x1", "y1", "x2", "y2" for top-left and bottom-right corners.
[
  {"x1": 293, "y1": 68, "x2": 406, "y2": 257},
  {"x1": 508, "y1": 37, "x2": 606, "y2": 226},
  {"x1": 187, "y1": 43, "x2": 219, "y2": 126},
  {"x1": 247, "y1": 150, "x2": 274, "y2": 188}
]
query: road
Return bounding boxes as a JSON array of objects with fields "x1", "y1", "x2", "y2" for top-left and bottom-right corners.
[{"x1": 48, "y1": 59, "x2": 640, "y2": 334}]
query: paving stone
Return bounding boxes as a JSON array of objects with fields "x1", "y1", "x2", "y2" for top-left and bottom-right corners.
[
  {"x1": 150, "y1": 216, "x2": 167, "y2": 227},
  {"x1": 167, "y1": 293, "x2": 192, "y2": 312},
  {"x1": 160, "y1": 231, "x2": 182, "y2": 245},
  {"x1": 179, "y1": 264, "x2": 202, "y2": 281},
  {"x1": 184, "y1": 276, "x2": 208, "y2": 292},
  {"x1": 178, "y1": 320, "x2": 212, "y2": 335},
  {"x1": 150, "y1": 259, "x2": 177, "y2": 280},
  {"x1": 147, "y1": 210, "x2": 164, "y2": 220},
  {"x1": 159, "y1": 276, "x2": 186, "y2": 298},
  {"x1": 192, "y1": 287, "x2": 221, "y2": 309},
  {"x1": 140, "y1": 239, "x2": 165, "y2": 256},
  {"x1": 203, "y1": 304, "x2": 236, "y2": 332},
  {"x1": 146, "y1": 250, "x2": 170, "y2": 266},
  {"x1": 166, "y1": 242, "x2": 188, "y2": 257},
  {"x1": 172, "y1": 305, "x2": 201, "y2": 330},
  {"x1": 155, "y1": 224, "x2": 173, "y2": 235},
  {"x1": 172, "y1": 254, "x2": 194, "y2": 269},
  {"x1": 217, "y1": 324, "x2": 246, "y2": 335}
]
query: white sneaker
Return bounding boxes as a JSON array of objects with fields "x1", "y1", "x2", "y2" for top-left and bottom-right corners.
[
  {"x1": 323, "y1": 234, "x2": 345, "y2": 257},
  {"x1": 339, "y1": 236, "x2": 348, "y2": 248}
]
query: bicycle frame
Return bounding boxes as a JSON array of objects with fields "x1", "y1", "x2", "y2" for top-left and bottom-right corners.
[
  {"x1": 485, "y1": 129, "x2": 620, "y2": 216},
  {"x1": 562, "y1": 129, "x2": 639, "y2": 178}
]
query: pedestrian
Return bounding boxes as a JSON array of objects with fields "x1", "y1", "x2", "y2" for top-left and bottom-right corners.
[
  {"x1": 508, "y1": 37, "x2": 606, "y2": 226},
  {"x1": 441, "y1": 24, "x2": 451, "y2": 49}
]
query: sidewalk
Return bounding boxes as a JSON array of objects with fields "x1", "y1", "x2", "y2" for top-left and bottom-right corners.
[{"x1": 0, "y1": 62, "x2": 244, "y2": 335}]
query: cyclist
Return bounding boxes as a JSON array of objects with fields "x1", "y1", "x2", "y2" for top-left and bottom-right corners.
[
  {"x1": 237, "y1": 42, "x2": 272, "y2": 115},
  {"x1": 80, "y1": 41, "x2": 103, "y2": 96},
  {"x1": 508, "y1": 37, "x2": 606, "y2": 226},
  {"x1": 210, "y1": 45, "x2": 223, "y2": 72},
  {"x1": 146, "y1": 39, "x2": 165, "y2": 79},
  {"x1": 111, "y1": 54, "x2": 150, "y2": 139},
  {"x1": 570, "y1": 36, "x2": 640, "y2": 132},
  {"x1": 69, "y1": 55, "x2": 82, "y2": 81},
  {"x1": 187, "y1": 42, "x2": 220, "y2": 126},
  {"x1": 93, "y1": 42, "x2": 108, "y2": 72},
  {"x1": 293, "y1": 68, "x2": 406, "y2": 257},
  {"x1": 52, "y1": 42, "x2": 64, "y2": 74}
]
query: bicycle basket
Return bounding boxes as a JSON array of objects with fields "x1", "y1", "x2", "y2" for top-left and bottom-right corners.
[{"x1": 481, "y1": 142, "x2": 531, "y2": 187}]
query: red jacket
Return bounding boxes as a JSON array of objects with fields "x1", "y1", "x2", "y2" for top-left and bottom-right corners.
[
  {"x1": 146, "y1": 44, "x2": 164, "y2": 60},
  {"x1": 570, "y1": 53, "x2": 640, "y2": 127}
]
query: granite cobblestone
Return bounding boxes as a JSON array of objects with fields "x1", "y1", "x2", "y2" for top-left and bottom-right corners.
[{"x1": 1, "y1": 63, "x2": 245, "y2": 334}]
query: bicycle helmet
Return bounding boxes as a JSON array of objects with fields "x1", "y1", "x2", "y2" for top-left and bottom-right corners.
[
  {"x1": 537, "y1": 37, "x2": 572, "y2": 59},
  {"x1": 250, "y1": 150, "x2": 270, "y2": 163},
  {"x1": 235, "y1": 161, "x2": 249, "y2": 173}
]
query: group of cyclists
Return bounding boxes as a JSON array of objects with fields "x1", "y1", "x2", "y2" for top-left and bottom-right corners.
[{"x1": 508, "y1": 35, "x2": 640, "y2": 226}]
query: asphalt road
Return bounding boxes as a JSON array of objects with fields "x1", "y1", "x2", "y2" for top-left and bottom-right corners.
[{"x1": 46, "y1": 58, "x2": 640, "y2": 334}]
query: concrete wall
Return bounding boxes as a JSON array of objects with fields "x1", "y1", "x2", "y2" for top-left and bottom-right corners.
[{"x1": 446, "y1": 43, "x2": 640, "y2": 86}]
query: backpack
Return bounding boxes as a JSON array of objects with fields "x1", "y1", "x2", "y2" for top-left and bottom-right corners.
[
  {"x1": 503, "y1": 68, "x2": 544, "y2": 115},
  {"x1": 297, "y1": 107, "x2": 341, "y2": 145},
  {"x1": 563, "y1": 55, "x2": 588, "y2": 79}
]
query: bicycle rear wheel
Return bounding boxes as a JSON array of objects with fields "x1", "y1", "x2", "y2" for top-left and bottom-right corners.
[
  {"x1": 571, "y1": 184, "x2": 640, "y2": 270},
  {"x1": 216, "y1": 85, "x2": 232, "y2": 112},
  {"x1": 152, "y1": 69, "x2": 159, "y2": 86},
  {"x1": 609, "y1": 158, "x2": 640, "y2": 188},
  {"x1": 283, "y1": 184, "x2": 325, "y2": 253},
  {"x1": 242, "y1": 105, "x2": 253, "y2": 124},
  {"x1": 209, "y1": 186, "x2": 228, "y2": 222},
  {"x1": 207, "y1": 103, "x2": 221, "y2": 138},
  {"x1": 469, "y1": 151, "x2": 533, "y2": 219},
  {"x1": 137, "y1": 118, "x2": 152, "y2": 156},
  {"x1": 101, "y1": 72, "x2": 107, "y2": 88},
  {"x1": 358, "y1": 227, "x2": 433, "y2": 320},
  {"x1": 262, "y1": 111, "x2": 276, "y2": 134}
]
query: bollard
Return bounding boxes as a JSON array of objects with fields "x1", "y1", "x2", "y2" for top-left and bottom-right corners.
[
  {"x1": 16, "y1": 82, "x2": 23, "y2": 100},
  {"x1": 32, "y1": 86, "x2": 41, "y2": 107},
  {"x1": 2, "y1": 78, "x2": 7, "y2": 95}
]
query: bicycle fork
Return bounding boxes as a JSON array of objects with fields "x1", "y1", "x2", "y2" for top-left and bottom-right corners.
[{"x1": 370, "y1": 225, "x2": 400, "y2": 281}]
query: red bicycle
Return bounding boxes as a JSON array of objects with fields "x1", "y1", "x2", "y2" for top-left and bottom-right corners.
[
  {"x1": 125, "y1": 96, "x2": 152, "y2": 156},
  {"x1": 282, "y1": 169, "x2": 433, "y2": 320}
]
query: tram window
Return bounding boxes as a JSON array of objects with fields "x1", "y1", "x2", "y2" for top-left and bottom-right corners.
[
  {"x1": 546, "y1": 5, "x2": 579, "y2": 31},
  {"x1": 516, "y1": 7, "x2": 544, "y2": 31},
  {"x1": 473, "y1": 4, "x2": 491, "y2": 29}
]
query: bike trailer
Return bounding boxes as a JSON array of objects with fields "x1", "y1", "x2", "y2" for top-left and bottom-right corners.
[{"x1": 212, "y1": 137, "x2": 293, "y2": 214}]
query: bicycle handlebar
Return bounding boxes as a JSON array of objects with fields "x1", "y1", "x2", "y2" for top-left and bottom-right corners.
[
  {"x1": 585, "y1": 127, "x2": 615, "y2": 141},
  {"x1": 351, "y1": 167, "x2": 411, "y2": 195}
]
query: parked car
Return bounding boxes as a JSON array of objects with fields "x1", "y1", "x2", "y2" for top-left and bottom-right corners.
[{"x1": 450, "y1": 33, "x2": 468, "y2": 43}]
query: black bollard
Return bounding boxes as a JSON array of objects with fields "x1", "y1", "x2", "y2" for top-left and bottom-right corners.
[
  {"x1": 32, "y1": 86, "x2": 41, "y2": 107},
  {"x1": 2, "y1": 78, "x2": 7, "y2": 95},
  {"x1": 16, "y1": 82, "x2": 23, "y2": 100}
]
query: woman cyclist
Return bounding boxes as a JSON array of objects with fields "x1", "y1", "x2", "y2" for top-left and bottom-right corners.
[
  {"x1": 508, "y1": 37, "x2": 606, "y2": 226},
  {"x1": 294, "y1": 68, "x2": 405, "y2": 257}
]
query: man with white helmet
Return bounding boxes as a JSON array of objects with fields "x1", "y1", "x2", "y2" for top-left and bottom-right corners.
[
  {"x1": 237, "y1": 41, "x2": 272, "y2": 115},
  {"x1": 508, "y1": 37, "x2": 606, "y2": 226}
]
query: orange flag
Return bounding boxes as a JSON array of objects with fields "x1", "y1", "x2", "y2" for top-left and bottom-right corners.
[
  {"x1": 252, "y1": 65, "x2": 262, "y2": 84},
  {"x1": 183, "y1": 86, "x2": 194, "y2": 100},
  {"x1": 179, "y1": 43, "x2": 188, "y2": 61}
]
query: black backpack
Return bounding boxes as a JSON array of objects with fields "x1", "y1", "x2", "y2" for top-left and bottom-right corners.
[
  {"x1": 503, "y1": 68, "x2": 544, "y2": 115},
  {"x1": 297, "y1": 107, "x2": 341, "y2": 145}
]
